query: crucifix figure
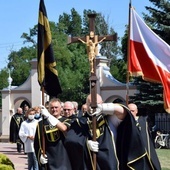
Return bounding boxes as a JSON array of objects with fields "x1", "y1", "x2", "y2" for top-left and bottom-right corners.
[
  {"x1": 78, "y1": 31, "x2": 106, "y2": 73},
  {"x1": 67, "y1": 13, "x2": 117, "y2": 169}
]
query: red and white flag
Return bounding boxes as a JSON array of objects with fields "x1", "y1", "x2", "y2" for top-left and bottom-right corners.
[{"x1": 128, "y1": 7, "x2": 170, "y2": 113}]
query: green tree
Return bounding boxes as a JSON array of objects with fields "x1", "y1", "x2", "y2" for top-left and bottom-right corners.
[
  {"x1": 2, "y1": 8, "x2": 122, "y2": 108},
  {"x1": 143, "y1": 0, "x2": 170, "y2": 44},
  {"x1": 129, "y1": 77, "x2": 164, "y2": 114},
  {"x1": 56, "y1": 9, "x2": 89, "y2": 105},
  {"x1": 121, "y1": 26, "x2": 128, "y2": 62},
  {"x1": 57, "y1": 8, "x2": 82, "y2": 36},
  {"x1": 7, "y1": 47, "x2": 36, "y2": 86},
  {"x1": 0, "y1": 68, "x2": 9, "y2": 108},
  {"x1": 110, "y1": 58, "x2": 127, "y2": 83},
  {"x1": 21, "y1": 25, "x2": 38, "y2": 48},
  {"x1": 0, "y1": 68, "x2": 8, "y2": 90}
]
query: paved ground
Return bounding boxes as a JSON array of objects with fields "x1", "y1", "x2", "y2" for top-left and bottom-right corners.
[{"x1": 0, "y1": 142, "x2": 27, "y2": 170}]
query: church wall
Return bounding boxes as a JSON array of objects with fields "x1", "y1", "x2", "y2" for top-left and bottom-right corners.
[
  {"x1": 30, "y1": 66, "x2": 42, "y2": 107},
  {"x1": 0, "y1": 59, "x2": 43, "y2": 140},
  {"x1": 1, "y1": 91, "x2": 12, "y2": 138},
  {"x1": 13, "y1": 96, "x2": 31, "y2": 111},
  {"x1": 100, "y1": 86, "x2": 136, "y2": 104}
]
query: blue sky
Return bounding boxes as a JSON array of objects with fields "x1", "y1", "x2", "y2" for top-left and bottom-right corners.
[{"x1": 0, "y1": 0, "x2": 152, "y2": 70}]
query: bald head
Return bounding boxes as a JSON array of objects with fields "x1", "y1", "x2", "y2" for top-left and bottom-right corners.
[
  {"x1": 86, "y1": 94, "x2": 103, "y2": 114},
  {"x1": 128, "y1": 103, "x2": 138, "y2": 118},
  {"x1": 17, "y1": 108, "x2": 23, "y2": 114},
  {"x1": 86, "y1": 94, "x2": 103, "y2": 106}
]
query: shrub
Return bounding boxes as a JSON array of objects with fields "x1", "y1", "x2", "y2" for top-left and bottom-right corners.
[{"x1": 0, "y1": 154, "x2": 14, "y2": 170}]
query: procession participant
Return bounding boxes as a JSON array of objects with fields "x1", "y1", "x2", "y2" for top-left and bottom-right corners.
[
  {"x1": 64, "y1": 94, "x2": 127, "y2": 170},
  {"x1": 19, "y1": 108, "x2": 38, "y2": 170},
  {"x1": 128, "y1": 103, "x2": 161, "y2": 170},
  {"x1": 33, "y1": 106, "x2": 42, "y2": 121},
  {"x1": 65, "y1": 93, "x2": 157, "y2": 170},
  {"x1": 9, "y1": 107, "x2": 24, "y2": 153},
  {"x1": 63, "y1": 101, "x2": 77, "y2": 119},
  {"x1": 34, "y1": 98, "x2": 72, "y2": 170}
]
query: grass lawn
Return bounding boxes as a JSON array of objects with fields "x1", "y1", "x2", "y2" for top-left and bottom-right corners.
[{"x1": 156, "y1": 149, "x2": 170, "y2": 170}]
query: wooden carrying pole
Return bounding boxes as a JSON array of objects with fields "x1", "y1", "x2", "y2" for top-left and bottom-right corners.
[
  {"x1": 126, "y1": 0, "x2": 132, "y2": 105},
  {"x1": 88, "y1": 14, "x2": 97, "y2": 169}
]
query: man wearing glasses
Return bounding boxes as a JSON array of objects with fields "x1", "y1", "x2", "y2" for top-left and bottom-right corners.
[{"x1": 63, "y1": 101, "x2": 77, "y2": 119}]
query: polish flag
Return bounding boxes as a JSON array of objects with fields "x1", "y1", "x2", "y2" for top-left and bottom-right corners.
[{"x1": 128, "y1": 7, "x2": 170, "y2": 113}]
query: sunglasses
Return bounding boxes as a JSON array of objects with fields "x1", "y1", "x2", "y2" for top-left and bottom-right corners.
[{"x1": 64, "y1": 109, "x2": 72, "y2": 111}]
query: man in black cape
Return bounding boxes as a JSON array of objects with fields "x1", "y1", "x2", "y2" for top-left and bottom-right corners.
[
  {"x1": 123, "y1": 103, "x2": 161, "y2": 170},
  {"x1": 64, "y1": 94, "x2": 160, "y2": 170},
  {"x1": 9, "y1": 107, "x2": 24, "y2": 153},
  {"x1": 64, "y1": 94, "x2": 127, "y2": 170},
  {"x1": 34, "y1": 98, "x2": 72, "y2": 170}
]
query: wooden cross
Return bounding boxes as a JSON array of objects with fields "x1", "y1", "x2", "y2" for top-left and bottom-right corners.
[
  {"x1": 68, "y1": 14, "x2": 117, "y2": 73},
  {"x1": 68, "y1": 13, "x2": 117, "y2": 169}
]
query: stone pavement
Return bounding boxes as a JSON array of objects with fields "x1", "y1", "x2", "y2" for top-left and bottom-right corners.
[{"x1": 0, "y1": 142, "x2": 27, "y2": 170}]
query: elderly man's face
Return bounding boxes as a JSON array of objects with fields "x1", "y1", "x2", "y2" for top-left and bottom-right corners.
[
  {"x1": 82, "y1": 104, "x2": 88, "y2": 113},
  {"x1": 86, "y1": 94, "x2": 103, "y2": 113},
  {"x1": 63, "y1": 102, "x2": 74, "y2": 117},
  {"x1": 49, "y1": 101, "x2": 61, "y2": 118},
  {"x1": 128, "y1": 104, "x2": 138, "y2": 118}
]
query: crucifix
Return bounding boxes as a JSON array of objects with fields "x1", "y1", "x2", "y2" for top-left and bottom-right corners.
[{"x1": 68, "y1": 13, "x2": 117, "y2": 169}]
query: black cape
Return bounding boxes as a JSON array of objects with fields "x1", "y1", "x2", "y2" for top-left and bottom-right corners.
[
  {"x1": 137, "y1": 116, "x2": 161, "y2": 170},
  {"x1": 34, "y1": 117, "x2": 72, "y2": 170},
  {"x1": 64, "y1": 114, "x2": 119, "y2": 170},
  {"x1": 116, "y1": 108, "x2": 161, "y2": 170},
  {"x1": 9, "y1": 113, "x2": 24, "y2": 143}
]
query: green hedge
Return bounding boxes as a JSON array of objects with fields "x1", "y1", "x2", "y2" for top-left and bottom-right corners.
[{"x1": 0, "y1": 154, "x2": 14, "y2": 170}]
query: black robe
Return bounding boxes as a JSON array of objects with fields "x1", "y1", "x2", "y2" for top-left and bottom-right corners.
[
  {"x1": 116, "y1": 109, "x2": 161, "y2": 170},
  {"x1": 65, "y1": 105, "x2": 161, "y2": 170},
  {"x1": 137, "y1": 116, "x2": 161, "y2": 170},
  {"x1": 64, "y1": 114, "x2": 119, "y2": 170},
  {"x1": 34, "y1": 117, "x2": 72, "y2": 170},
  {"x1": 9, "y1": 113, "x2": 24, "y2": 143}
]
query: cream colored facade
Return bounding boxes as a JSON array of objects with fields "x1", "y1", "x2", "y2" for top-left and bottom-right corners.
[
  {"x1": 0, "y1": 56, "x2": 135, "y2": 141},
  {"x1": 96, "y1": 56, "x2": 136, "y2": 103},
  {"x1": 0, "y1": 59, "x2": 49, "y2": 140}
]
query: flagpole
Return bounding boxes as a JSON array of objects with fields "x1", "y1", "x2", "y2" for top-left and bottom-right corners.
[
  {"x1": 38, "y1": 0, "x2": 46, "y2": 157},
  {"x1": 126, "y1": 0, "x2": 132, "y2": 105},
  {"x1": 41, "y1": 86, "x2": 46, "y2": 157}
]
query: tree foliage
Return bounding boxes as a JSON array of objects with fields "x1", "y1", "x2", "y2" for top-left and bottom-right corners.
[
  {"x1": 7, "y1": 47, "x2": 36, "y2": 86},
  {"x1": 129, "y1": 77, "x2": 164, "y2": 114},
  {"x1": 0, "y1": 8, "x2": 123, "y2": 108},
  {"x1": 143, "y1": 0, "x2": 170, "y2": 44},
  {"x1": 0, "y1": 68, "x2": 9, "y2": 108}
]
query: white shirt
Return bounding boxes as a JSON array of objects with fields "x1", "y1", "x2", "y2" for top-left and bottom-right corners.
[
  {"x1": 19, "y1": 119, "x2": 38, "y2": 153},
  {"x1": 108, "y1": 114, "x2": 122, "y2": 141}
]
